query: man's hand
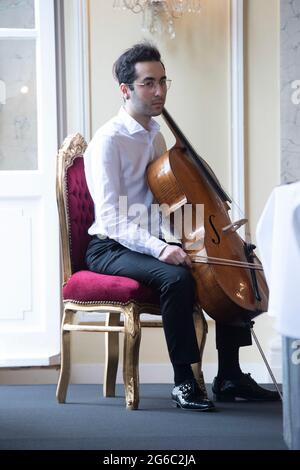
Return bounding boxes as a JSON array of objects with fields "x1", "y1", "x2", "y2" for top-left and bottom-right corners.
[{"x1": 158, "y1": 245, "x2": 192, "y2": 268}]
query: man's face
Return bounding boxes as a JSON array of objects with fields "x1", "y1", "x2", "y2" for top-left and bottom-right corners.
[{"x1": 126, "y1": 61, "x2": 167, "y2": 117}]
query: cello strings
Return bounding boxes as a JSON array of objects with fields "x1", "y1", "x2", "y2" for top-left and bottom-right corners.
[{"x1": 190, "y1": 255, "x2": 264, "y2": 271}]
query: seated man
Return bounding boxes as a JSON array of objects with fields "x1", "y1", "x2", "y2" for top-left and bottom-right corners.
[{"x1": 84, "y1": 42, "x2": 280, "y2": 411}]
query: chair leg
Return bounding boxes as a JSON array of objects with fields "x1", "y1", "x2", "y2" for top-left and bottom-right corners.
[
  {"x1": 122, "y1": 303, "x2": 141, "y2": 410},
  {"x1": 56, "y1": 309, "x2": 72, "y2": 403},
  {"x1": 104, "y1": 312, "x2": 120, "y2": 397},
  {"x1": 191, "y1": 306, "x2": 208, "y2": 397}
]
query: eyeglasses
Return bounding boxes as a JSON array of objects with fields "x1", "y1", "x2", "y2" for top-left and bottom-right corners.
[{"x1": 127, "y1": 78, "x2": 172, "y2": 91}]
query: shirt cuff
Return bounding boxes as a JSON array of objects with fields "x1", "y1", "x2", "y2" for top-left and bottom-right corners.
[{"x1": 147, "y1": 238, "x2": 168, "y2": 259}]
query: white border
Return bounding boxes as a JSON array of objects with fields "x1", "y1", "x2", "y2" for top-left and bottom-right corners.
[
  {"x1": 73, "y1": 0, "x2": 91, "y2": 141},
  {"x1": 230, "y1": 0, "x2": 245, "y2": 232},
  {"x1": 0, "y1": 28, "x2": 37, "y2": 37}
]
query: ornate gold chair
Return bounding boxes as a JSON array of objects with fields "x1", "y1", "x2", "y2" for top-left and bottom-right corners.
[{"x1": 56, "y1": 133, "x2": 208, "y2": 409}]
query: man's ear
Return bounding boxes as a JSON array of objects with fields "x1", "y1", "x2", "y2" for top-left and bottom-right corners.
[{"x1": 120, "y1": 83, "x2": 130, "y2": 100}]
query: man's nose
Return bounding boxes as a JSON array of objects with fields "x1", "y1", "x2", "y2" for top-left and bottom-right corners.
[{"x1": 154, "y1": 84, "x2": 165, "y2": 96}]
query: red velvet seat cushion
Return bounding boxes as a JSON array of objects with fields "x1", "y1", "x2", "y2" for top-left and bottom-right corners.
[{"x1": 63, "y1": 270, "x2": 160, "y2": 305}]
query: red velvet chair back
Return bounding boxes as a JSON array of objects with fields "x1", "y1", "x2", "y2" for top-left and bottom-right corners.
[{"x1": 66, "y1": 156, "x2": 94, "y2": 273}]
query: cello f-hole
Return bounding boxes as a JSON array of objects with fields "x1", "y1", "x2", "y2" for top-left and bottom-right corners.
[{"x1": 209, "y1": 215, "x2": 221, "y2": 245}]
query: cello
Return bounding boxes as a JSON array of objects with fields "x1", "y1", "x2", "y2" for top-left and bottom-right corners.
[{"x1": 147, "y1": 108, "x2": 268, "y2": 325}]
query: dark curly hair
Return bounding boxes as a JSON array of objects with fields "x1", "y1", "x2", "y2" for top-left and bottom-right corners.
[{"x1": 113, "y1": 42, "x2": 165, "y2": 90}]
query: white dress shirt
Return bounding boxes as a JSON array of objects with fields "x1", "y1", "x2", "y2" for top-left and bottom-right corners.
[
  {"x1": 84, "y1": 106, "x2": 168, "y2": 258},
  {"x1": 256, "y1": 181, "x2": 300, "y2": 338}
]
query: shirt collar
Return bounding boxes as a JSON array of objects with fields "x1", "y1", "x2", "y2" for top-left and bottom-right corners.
[{"x1": 118, "y1": 106, "x2": 160, "y2": 136}]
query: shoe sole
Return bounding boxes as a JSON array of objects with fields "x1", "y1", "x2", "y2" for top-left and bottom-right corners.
[
  {"x1": 172, "y1": 399, "x2": 215, "y2": 411},
  {"x1": 213, "y1": 393, "x2": 281, "y2": 402}
]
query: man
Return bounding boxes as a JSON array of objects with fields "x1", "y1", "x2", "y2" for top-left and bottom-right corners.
[{"x1": 84, "y1": 42, "x2": 280, "y2": 411}]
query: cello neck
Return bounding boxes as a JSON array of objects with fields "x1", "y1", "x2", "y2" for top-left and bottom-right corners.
[{"x1": 162, "y1": 108, "x2": 231, "y2": 203}]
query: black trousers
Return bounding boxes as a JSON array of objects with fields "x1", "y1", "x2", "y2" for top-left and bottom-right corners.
[{"x1": 85, "y1": 236, "x2": 251, "y2": 365}]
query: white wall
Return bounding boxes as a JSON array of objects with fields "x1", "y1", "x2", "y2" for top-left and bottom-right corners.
[{"x1": 239, "y1": 0, "x2": 280, "y2": 368}]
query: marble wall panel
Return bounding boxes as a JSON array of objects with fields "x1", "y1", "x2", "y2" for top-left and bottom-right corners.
[
  {"x1": 281, "y1": 0, "x2": 300, "y2": 183},
  {"x1": 0, "y1": 0, "x2": 35, "y2": 29},
  {"x1": 0, "y1": 38, "x2": 37, "y2": 170}
]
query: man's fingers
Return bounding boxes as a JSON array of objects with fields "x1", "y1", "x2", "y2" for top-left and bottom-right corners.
[
  {"x1": 182, "y1": 253, "x2": 192, "y2": 268},
  {"x1": 174, "y1": 250, "x2": 191, "y2": 267},
  {"x1": 159, "y1": 245, "x2": 192, "y2": 268}
]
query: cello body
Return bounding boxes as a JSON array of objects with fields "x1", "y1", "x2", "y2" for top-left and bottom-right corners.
[{"x1": 147, "y1": 109, "x2": 268, "y2": 325}]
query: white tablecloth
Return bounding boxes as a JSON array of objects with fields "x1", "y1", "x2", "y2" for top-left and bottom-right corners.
[{"x1": 256, "y1": 181, "x2": 300, "y2": 339}]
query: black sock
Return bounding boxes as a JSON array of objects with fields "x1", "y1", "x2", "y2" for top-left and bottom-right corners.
[
  {"x1": 173, "y1": 363, "x2": 194, "y2": 386},
  {"x1": 217, "y1": 345, "x2": 243, "y2": 380}
]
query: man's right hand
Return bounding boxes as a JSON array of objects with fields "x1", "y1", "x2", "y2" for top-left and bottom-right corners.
[{"x1": 158, "y1": 245, "x2": 192, "y2": 268}]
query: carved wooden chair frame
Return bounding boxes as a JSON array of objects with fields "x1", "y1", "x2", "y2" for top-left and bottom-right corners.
[{"x1": 56, "y1": 133, "x2": 208, "y2": 409}]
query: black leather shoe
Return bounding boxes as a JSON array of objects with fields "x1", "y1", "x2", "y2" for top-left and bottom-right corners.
[
  {"x1": 172, "y1": 378, "x2": 215, "y2": 411},
  {"x1": 212, "y1": 373, "x2": 281, "y2": 402}
]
